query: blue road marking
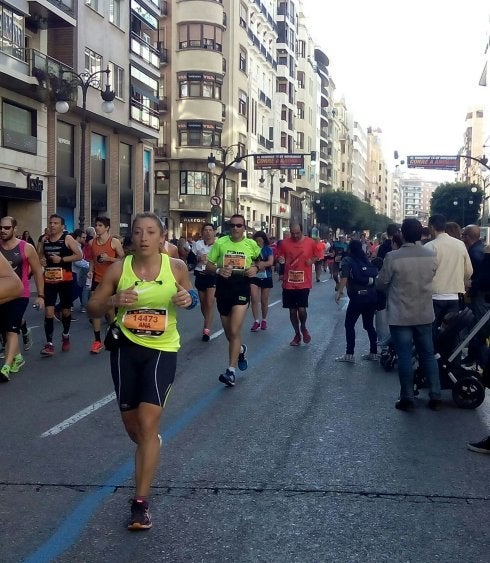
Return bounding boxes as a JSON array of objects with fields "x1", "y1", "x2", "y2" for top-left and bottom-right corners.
[
  {"x1": 24, "y1": 309, "x2": 328, "y2": 562},
  {"x1": 25, "y1": 387, "x2": 222, "y2": 563}
]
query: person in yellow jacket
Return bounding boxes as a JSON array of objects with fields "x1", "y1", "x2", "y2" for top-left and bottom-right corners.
[{"x1": 87, "y1": 212, "x2": 195, "y2": 531}]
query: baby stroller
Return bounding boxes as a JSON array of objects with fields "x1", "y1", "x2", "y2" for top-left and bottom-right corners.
[{"x1": 381, "y1": 308, "x2": 488, "y2": 409}]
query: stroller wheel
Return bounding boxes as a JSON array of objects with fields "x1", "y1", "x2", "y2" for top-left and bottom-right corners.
[
  {"x1": 452, "y1": 376, "x2": 485, "y2": 409},
  {"x1": 380, "y1": 352, "x2": 395, "y2": 372}
]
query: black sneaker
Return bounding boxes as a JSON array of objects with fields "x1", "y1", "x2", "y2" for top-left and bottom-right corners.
[
  {"x1": 237, "y1": 344, "x2": 248, "y2": 371},
  {"x1": 461, "y1": 356, "x2": 475, "y2": 367},
  {"x1": 128, "y1": 499, "x2": 152, "y2": 530},
  {"x1": 428, "y1": 399, "x2": 442, "y2": 411},
  {"x1": 219, "y1": 368, "x2": 235, "y2": 387},
  {"x1": 395, "y1": 399, "x2": 415, "y2": 412},
  {"x1": 467, "y1": 436, "x2": 490, "y2": 454}
]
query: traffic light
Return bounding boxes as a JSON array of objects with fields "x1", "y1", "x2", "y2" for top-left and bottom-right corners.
[
  {"x1": 310, "y1": 151, "x2": 317, "y2": 165},
  {"x1": 261, "y1": 221, "x2": 267, "y2": 231}
]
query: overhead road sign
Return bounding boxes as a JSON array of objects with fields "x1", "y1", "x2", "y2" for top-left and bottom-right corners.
[
  {"x1": 254, "y1": 154, "x2": 305, "y2": 170},
  {"x1": 406, "y1": 155, "x2": 460, "y2": 171}
]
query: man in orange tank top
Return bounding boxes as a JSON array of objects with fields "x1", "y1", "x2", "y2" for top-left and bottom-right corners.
[{"x1": 88, "y1": 217, "x2": 124, "y2": 353}]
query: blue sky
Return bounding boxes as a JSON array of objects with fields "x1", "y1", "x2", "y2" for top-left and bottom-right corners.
[{"x1": 302, "y1": 1, "x2": 489, "y2": 177}]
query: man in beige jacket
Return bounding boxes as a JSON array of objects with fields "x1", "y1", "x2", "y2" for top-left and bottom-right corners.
[{"x1": 425, "y1": 214, "x2": 473, "y2": 339}]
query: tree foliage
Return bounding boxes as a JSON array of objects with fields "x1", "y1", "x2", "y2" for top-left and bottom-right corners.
[
  {"x1": 430, "y1": 182, "x2": 483, "y2": 226},
  {"x1": 313, "y1": 192, "x2": 393, "y2": 236}
]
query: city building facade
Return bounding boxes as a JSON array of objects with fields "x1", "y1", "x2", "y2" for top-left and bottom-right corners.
[
  {"x1": 0, "y1": 0, "x2": 161, "y2": 236},
  {"x1": 400, "y1": 174, "x2": 438, "y2": 224},
  {"x1": 0, "y1": 1, "x2": 406, "y2": 240}
]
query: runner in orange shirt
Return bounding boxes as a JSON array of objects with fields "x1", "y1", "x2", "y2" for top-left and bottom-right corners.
[
  {"x1": 88, "y1": 217, "x2": 124, "y2": 353},
  {"x1": 276, "y1": 224, "x2": 323, "y2": 345}
]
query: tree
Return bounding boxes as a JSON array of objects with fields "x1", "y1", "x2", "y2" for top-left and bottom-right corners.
[
  {"x1": 313, "y1": 192, "x2": 392, "y2": 236},
  {"x1": 430, "y1": 183, "x2": 483, "y2": 226}
]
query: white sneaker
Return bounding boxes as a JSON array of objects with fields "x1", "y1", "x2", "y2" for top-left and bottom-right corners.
[
  {"x1": 335, "y1": 354, "x2": 355, "y2": 363},
  {"x1": 362, "y1": 353, "x2": 379, "y2": 361}
]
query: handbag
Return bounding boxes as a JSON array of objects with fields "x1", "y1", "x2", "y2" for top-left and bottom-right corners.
[{"x1": 104, "y1": 322, "x2": 122, "y2": 351}]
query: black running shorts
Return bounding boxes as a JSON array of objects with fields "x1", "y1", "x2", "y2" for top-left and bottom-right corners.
[
  {"x1": 45, "y1": 281, "x2": 73, "y2": 309},
  {"x1": 249, "y1": 276, "x2": 273, "y2": 289},
  {"x1": 215, "y1": 276, "x2": 250, "y2": 316},
  {"x1": 0, "y1": 297, "x2": 29, "y2": 333},
  {"x1": 110, "y1": 339, "x2": 176, "y2": 411},
  {"x1": 194, "y1": 270, "x2": 216, "y2": 292},
  {"x1": 282, "y1": 288, "x2": 310, "y2": 309}
]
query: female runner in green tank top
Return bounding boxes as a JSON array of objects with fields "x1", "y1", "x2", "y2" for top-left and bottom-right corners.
[{"x1": 87, "y1": 213, "x2": 195, "y2": 531}]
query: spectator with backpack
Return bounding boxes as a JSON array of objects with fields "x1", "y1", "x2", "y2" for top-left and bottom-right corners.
[{"x1": 335, "y1": 240, "x2": 378, "y2": 363}]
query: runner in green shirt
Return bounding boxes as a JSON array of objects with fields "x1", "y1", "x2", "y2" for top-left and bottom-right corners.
[{"x1": 206, "y1": 214, "x2": 260, "y2": 386}]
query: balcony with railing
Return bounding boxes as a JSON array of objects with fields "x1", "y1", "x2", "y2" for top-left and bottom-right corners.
[
  {"x1": 6, "y1": 48, "x2": 76, "y2": 103},
  {"x1": 246, "y1": 29, "x2": 277, "y2": 70},
  {"x1": 130, "y1": 99, "x2": 160, "y2": 130},
  {"x1": 131, "y1": 33, "x2": 161, "y2": 69},
  {"x1": 154, "y1": 144, "x2": 168, "y2": 159},
  {"x1": 320, "y1": 127, "x2": 329, "y2": 140},
  {"x1": 157, "y1": 42, "x2": 168, "y2": 64},
  {"x1": 46, "y1": 0, "x2": 75, "y2": 14},
  {"x1": 257, "y1": 135, "x2": 273, "y2": 150},
  {"x1": 258, "y1": 89, "x2": 272, "y2": 108}
]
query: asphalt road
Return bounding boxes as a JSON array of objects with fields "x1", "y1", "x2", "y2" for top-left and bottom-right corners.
[{"x1": 1, "y1": 273, "x2": 489, "y2": 562}]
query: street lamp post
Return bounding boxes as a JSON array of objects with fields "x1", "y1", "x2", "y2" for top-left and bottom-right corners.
[
  {"x1": 453, "y1": 187, "x2": 477, "y2": 226},
  {"x1": 259, "y1": 171, "x2": 285, "y2": 236},
  {"x1": 207, "y1": 145, "x2": 245, "y2": 231},
  {"x1": 53, "y1": 67, "x2": 115, "y2": 230}
]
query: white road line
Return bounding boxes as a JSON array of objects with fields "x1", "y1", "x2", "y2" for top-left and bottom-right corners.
[
  {"x1": 40, "y1": 392, "x2": 116, "y2": 438},
  {"x1": 39, "y1": 296, "x2": 292, "y2": 437},
  {"x1": 210, "y1": 328, "x2": 224, "y2": 340}
]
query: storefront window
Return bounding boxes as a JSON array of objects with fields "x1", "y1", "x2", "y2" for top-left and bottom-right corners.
[{"x1": 180, "y1": 171, "x2": 210, "y2": 196}]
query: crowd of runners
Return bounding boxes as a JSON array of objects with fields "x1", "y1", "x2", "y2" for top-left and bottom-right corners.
[{"x1": 0, "y1": 211, "x2": 489, "y2": 531}]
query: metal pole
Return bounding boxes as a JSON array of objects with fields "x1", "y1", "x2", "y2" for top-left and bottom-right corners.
[
  {"x1": 221, "y1": 170, "x2": 226, "y2": 230},
  {"x1": 79, "y1": 88, "x2": 87, "y2": 230},
  {"x1": 269, "y1": 172, "x2": 274, "y2": 236}
]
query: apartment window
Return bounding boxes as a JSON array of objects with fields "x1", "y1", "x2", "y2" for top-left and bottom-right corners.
[
  {"x1": 130, "y1": 66, "x2": 159, "y2": 129},
  {"x1": 239, "y1": 46, "x2": 247, "y2": 73},
  {"x1": 109, "y1": 0, "x2": 121, "y2": 26},
  {"x1": 178, "y1": 72, "x2": 223, "y2": 100},
  {"x1": 277, "y1": 80, "x2": 287, "y2": 93},
  {"x1": 0, "y1": 5, "x2": 25, "y2": 60},
  {"x1": 178, "y1": 121, "x2": 222, "y2": 147},
  {"x1": 85, "y1": 0, "x2": 99, "y2": 10},
  {"x1": 90, "y1": 133, "x2": 107, "y2": 218},
  {"x1": 297, "y1": 71, "x2": 305, "y2": 89},
  {"x1": 296, "y1": 132, "x2": 304, "y2": 150},
  {"x1": 280, "y1": 132, "x2": 287, "y2": 148},
  {"x1": 84, "y1": 47, "x2": 103, "y2": 87},
  {"x1": 178, "y1": 23, "x2": 222, "y2": 52},
  {"x1": 109, "y1": 62, "x2": 124, "y2": 99},
  {"x1": 297, "y1": 40, "x2": 306, "y2": 58},
  {"x1": 120, "y1": 142, "x2": 132, "y2": 234},
  {"x1": 239, "y1": 2, "x2": 247, "y2": 28},
  {"x1": 297, "y1": 103, "x2": 304, "y2": 119},
  {"x1": 2, "y1": 100, "x2": 37, "y2": 154},
  {"x1": 238, "y1": 91, "x2": 248, "y2": 117},
  {"x1": 180, "y1": 171, "x2": 211, "y2": 196}
]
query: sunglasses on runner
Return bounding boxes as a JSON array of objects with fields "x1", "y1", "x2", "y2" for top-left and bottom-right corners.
[
  {"x1": 0, "y1": 226, "x2": 13, "y2": 230},
  {"x1": 230, "y1": 223, "x2": 244, "y2": 228}
]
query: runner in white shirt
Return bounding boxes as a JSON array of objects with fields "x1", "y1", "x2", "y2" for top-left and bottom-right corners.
[{"x1": 192, "y1": 223, "x2": 217, "y2": 341}]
